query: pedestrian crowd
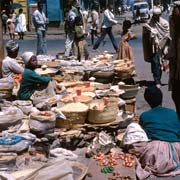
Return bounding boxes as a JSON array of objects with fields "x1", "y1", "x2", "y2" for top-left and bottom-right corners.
[{"x1": 1, "y1": 8, "x2": 26, "y2": 40}]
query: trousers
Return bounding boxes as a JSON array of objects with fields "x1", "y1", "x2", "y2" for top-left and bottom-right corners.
[
  {"x1": 151, "y1": 52, "x2": 162, "y2": 85},
  {"x1": 64, "y1": 31, "x2": 75, "y2": 57},
  {"x1": 93, "y1": 27, "x2": 118, "y2": 51},
  {"x1": 36, "y1": 30, "x2": 47, "y2": 55}
]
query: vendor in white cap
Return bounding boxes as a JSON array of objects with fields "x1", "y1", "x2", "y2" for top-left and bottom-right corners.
[
  {"x1": 18, "y1": 52, "x2": 55, "y2": 101},
  {"x1": 147, "y1": 5, "x2": 169, "y2": 88},
  {"x1": 2, "y1": 40, "x2": 24, "y2": 82}
]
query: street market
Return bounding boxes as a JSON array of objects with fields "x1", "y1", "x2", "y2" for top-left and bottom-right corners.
[
  {"x1": 0, "y1": 50, "x2": 139, "y2": 179},
  {"x1": 0, "y1": 0, "x2": 180, "y2": 180}
]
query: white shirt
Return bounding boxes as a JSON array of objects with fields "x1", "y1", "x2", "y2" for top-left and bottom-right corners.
[
  {"x1": 15, "y1": 13, "x2": 27, "y2": 32},
  {"x1": 2, "y1": 56, "x2": 24, "y2": 81},
  {"x1": 33, "y1": 9, "x2": 47, "y2": 31},
  {"x1": 102, "y1": 9, "x2": 117, "y2": 28}
]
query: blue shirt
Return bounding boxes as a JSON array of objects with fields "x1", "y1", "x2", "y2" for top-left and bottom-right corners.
[{"x1": 140, "y1": 106, "x2": 180, "y2": 142}]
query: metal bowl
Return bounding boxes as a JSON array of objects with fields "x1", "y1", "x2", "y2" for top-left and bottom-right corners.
[{"x1": 119, "y1": 83, "x2": 140, "y2": 99}]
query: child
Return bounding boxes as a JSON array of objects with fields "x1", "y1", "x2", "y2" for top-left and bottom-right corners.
[
  {"x1": 7, "y1": 15, "x2": 15, "y2": 40},
  {"x1": 117, "y1": 20, "x2": 136, "y2": 61},
  {"x1": 90, "y1": 5, "x2": 99, "y2": 45},
  {"x1": 74, "y1": 16, "x2": 89, "y2": 61}
]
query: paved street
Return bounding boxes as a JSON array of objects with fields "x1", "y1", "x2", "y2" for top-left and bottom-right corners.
[{"x1": 2, "y1": 12, "x2": 180, "y2": 180}]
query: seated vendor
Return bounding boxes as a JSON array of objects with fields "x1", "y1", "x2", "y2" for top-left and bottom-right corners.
[
  {"x1": 2, "y1": 40, "x2": 24, "y2": 82},
  {"x1": 18, "y1": 52, "x2": 55, "y2": 101},
  {"x1": 140, "y1": 86, "x2": 180, "y2": 142},
  {"x1": 126, "y1": 86, "x2": 180, "y2": 179}
]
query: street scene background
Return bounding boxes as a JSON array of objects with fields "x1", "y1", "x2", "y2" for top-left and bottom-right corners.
[
  {"x1": 2, "y1": 12, "x2": 174, "y2": 115},
  {"x1": 1, "y1": 7, "x2": 179, "y2": 179}
]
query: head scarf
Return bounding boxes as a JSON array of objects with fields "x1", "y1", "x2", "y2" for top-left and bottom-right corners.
[
  {"x1": 21, "y1": 52, "x2": 34, "y2": 65},
  {"x1": 144, "y1": 86, "x2": 163, "y2": 108},
  {"x1": 6, "y1": 40, "x2": 19, "y2": 52}
]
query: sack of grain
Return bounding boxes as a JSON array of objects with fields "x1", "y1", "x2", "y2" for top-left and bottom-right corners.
[
  {"x1": 0, "y1": 82, "x2": 13, "y2": 99},
  {"x1": 12, "y1": 100, "x2": 33, "y2": 115},
  {"x1": 0, "y1": 106, "x2": 23, "y2": 131},
  {"x1": 30, "y1": 111, "x2": 56, "y2": 136}
]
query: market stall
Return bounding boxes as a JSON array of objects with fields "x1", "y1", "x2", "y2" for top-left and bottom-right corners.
[{"x1": 0, "y1": 52, "x2": 140, "y2": 179}]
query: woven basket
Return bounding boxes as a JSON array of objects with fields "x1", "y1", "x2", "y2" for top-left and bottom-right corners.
[
  {"x1": 88, "y1": 99, "x2": 119, "y2": 124},
  {"x1": 56, "y1": 102, "x2": 89, "y2": 129},
  {"x1": 115, "y1": 65, "x2": 134, "y2": 78}
]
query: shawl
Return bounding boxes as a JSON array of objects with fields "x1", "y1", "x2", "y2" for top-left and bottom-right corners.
[{"x1": 145, "y1": 17, "x2": 170, "y2": 54}]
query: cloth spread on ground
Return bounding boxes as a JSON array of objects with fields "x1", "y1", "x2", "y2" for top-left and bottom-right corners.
[
  {"x1": 18, "y1": 68, "x2": 51, "y2": 100},
  {"x1": 0, "y1": 135, "x2": 24, "y2": 145},
  {"x1": 140, "y1": 106, "x2": 180, "y2": 142}
]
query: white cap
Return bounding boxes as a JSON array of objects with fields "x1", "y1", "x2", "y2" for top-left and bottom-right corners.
[
  {"x1": 174, "y1": 1, "x2": 180, "y2": 6},
  {"x1": 21, "y1": 52, "x2": 34, "y2": 65},
  {"x1": 152, "y1": 6, "x2": 162, "y2": 15}
]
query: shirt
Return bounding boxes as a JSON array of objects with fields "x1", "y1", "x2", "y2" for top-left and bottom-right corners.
[
  {"x1": 2, "y1": 56, "x2": 24, "y2": 81},
  {"x1": 140, "y1": 106, "x2": 180, "y2": 142},
  {"x1": 102, "y1": 9, "x2": 117, "y2": 28},
  {"x1": 18, "y1": 68, "x2": 51, "y2": 100},
  {"x1": 15, "y1": 13, "x2": 27, "y2": 32},
  {"x1": 68, "y1": 6, "x2": 83, "y2": 30},
  {"x1": 32, "y1": 9, "x2": 47, "y2": 31},
  {"x1": 90, "y1": 10, "x2": 99, "y2": 30}
]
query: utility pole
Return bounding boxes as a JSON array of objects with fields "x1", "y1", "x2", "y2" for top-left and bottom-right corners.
[{"x1": 0, "y1": 2, "x2": 4, "y2": 78}]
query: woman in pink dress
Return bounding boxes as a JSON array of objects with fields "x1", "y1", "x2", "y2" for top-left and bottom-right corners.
[
  {"x1": 7, "y1": 15, "x2": 15, "y2": 40},
  {"x1": 117, "y1": 20, "x2": 136, "y2": 61}
]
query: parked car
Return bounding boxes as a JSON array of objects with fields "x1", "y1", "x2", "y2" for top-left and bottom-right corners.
[{"x1": 132, "y1": 1, "x2": 150, "y2": 21}]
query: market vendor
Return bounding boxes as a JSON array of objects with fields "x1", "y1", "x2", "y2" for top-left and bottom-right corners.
[
  {"x1": 140, "y1": 86, "x2": 180, "y2": 142},
  {"x1": 127, "y1": 86, "x2": 180, "y2": 179},
  {"x1": 2, "y1": 40, "x2": 24, "y2": 82},
  {"x1": 18, "y1": 51, "x2": 56, "y2": 101}
]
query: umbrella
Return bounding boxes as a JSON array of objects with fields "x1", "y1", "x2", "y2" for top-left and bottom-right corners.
[{"x1": 8, "y1": 3, "x2": 22, "y2": 10}]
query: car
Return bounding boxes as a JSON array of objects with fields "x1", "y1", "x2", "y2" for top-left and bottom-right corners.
[{"x1": 132, "y1": 1, "x2": 150, "y2": 21}]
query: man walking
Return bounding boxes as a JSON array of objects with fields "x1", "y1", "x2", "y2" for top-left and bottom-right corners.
[
  {"x1": 145, "y1": 6, "x2": 169, "y2": 88},
  {"x1": 33, "y1": 0, "x2": 48, "y2": 55},
  {"x1": 93, "y1": 2, "x2": 118, "y2": 52}
]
